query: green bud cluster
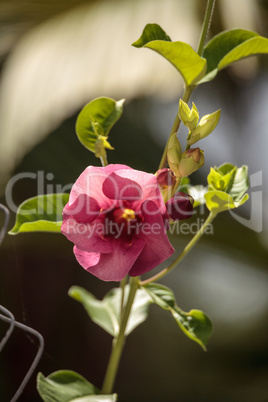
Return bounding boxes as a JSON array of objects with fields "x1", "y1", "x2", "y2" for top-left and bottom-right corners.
[
  {"x1": 167, "y1": 133, "x2": 205, "y2": 179},
  {"x1": 178, "y1": 148, "x2": 205, "y2": 177},
  {"x1": 179, "y1": 99, "x2": 221, "y2": 147},
  {"x1": 166, "y1": 100, "x2": 221, "y2": 180},
  {"x1": 167, "y1": 133, "x2": 182, "y2": 178},
  {"x1": 179, "y1": 99, "x2": 199, "y2": 131},
  {"x1": 187, "y1": 109, "x2": 221, "y2": 146}
]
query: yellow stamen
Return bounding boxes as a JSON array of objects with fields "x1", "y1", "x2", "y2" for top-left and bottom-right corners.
[{"x1": 122, "y1": 208, "x2": 136, "y2": 220}]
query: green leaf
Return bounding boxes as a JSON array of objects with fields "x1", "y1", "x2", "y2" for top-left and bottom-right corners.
[
  {"x1": 76, "y1": 97, "x2": 124, "y2": 154},
  {"x1": 71, "y1": 396, "x2": 117, "y2": 402},
  {"x1": 208, "y1": 165, "x2": 236, "y2": 193},
  {"x1": 133, "y1": 25, "x2": 206, "y2": 86},
  {"x1": 216, "y1": 162, "x2": 236, "y2": 175},
  {"x1": 228, "y1": 165, "x2": 249, "y2": 202},
  {"x1": 69, "y1": 285, "x2": 151, "y2": 337},
  {"x1": 200, "y1": 29, "x2": 268, "y2": 83},
  {"x1": 9, "y1": 193, "x2": 69, "y2": 234},
  {"x1": 143, "y1": 283, "x2": 176, "y2": 309},
  {"x1": 206, "y1": 163, "x2": 249, "y2": 214},
  {"x1": 69, "y1": 287, "x2": 119, "y2": 336},
  {"x1": 143, "y1": 283, "x2": 212, "y2": 350},
  {"x1": 37, "y1": 370, "x2": 99, "y2": 402},
  {"x1": 171, "y1": 308, "x2": 213, "y2": 351},
  {"x1": 132, "y1": 23, "x2": 171, "y2": 47},
  {"x1": 204, "y1": 190, "x2": 249, "y2": 214}
]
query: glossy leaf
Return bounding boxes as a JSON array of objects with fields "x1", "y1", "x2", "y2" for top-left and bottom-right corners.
[
  {"x1": 37, "y1": 370, "x2": 99, "y2": 402},
  {"x1": 200, "y1": 29, "x2": 268, "y2": 83},
  {"x1": 9, "y1": 193, "x2": 69, "y2": 234},
  {"x1": 133, "y1": 24, "x2": 206, "y2": 86},
  {"x1": 69, "y1": 285, "x2": 151, "y2": 337},
  {"x1": 171, "y1": 308, "x2": 213, "y2": 351},
  {"x1": 132, "y1": 23, "x2": 171, "y2": 47},
  {"x1": 76, "y1": 97, "x2": 124, "y2": 154},
  {"x1": 143, "y1": 283, "x2": 212, "y2": 350}
]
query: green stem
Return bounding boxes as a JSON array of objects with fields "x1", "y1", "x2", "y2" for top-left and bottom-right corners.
[
  {"x1": 119, "y1": 276, "x2": 127, "y2": 319},
  {"x1": 158, "y1": 0, "x2": 216, "y2": 171},
  {"x1": 100, "y1": 152, "x2": 108, "y2": 167},
  {"x1": 197, "y1": 0, "x2": 216, "y2": 56},
  {"x1": 101, "y1": 276, "x2": 139, "y2": 394},
  {"x1": 140, "y1": 211, "x2": 216, "y2": 286},
  {"x1": 158, "y1": 86, "x2": 192, "y2": 170}
]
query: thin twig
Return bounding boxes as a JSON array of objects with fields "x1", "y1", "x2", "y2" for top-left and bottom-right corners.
[{"x1": 197, "y1": 0, "x2": 216, "y2": 56}]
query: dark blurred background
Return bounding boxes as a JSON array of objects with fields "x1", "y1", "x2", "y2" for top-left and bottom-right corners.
[{"x1": 0, "y1": 0, "x2": 268, "y2": 401}]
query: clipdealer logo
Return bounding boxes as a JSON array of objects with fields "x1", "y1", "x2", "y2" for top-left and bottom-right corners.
[
  {"x1": 4, "y1": 170, "x2": 263, "y2": 234},
  {"x1": 229, "y1": 171, "x2": 262, "y2": 233}
]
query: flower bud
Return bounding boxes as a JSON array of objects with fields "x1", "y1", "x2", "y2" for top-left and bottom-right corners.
[
  {"x1": 156, "y1": 168, "x2": 177, "y2": 203},
  {"x1": 165, "y1": 191, "x2": 194, "y2": 221},
  {"x1": 187, "y1": 109, "x2": 221, "y2": 146},
  {"x1": 167, "y1": 133, "x2": 182, "y2": 177},
  {"x1": 179, "y1": 99, "x2": 199, "y2": 131},
  {"x1": 156, "y1": 168, "x2": 176, "y2": 190},
  {"x1": 178, "y1": 148, "x2": 205, "y2": 177}
]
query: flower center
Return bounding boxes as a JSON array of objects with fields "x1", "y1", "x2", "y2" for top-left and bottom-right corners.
[
  {"x1": 104, "y1": 207, "x2": 139, "y2": 240},
  {"x1": 121, "y1": 208, "x2": 136, "y2": 220}
]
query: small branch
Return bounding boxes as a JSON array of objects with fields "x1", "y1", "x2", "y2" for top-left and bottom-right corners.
[
  {"x1": 158, "y1": 86, "x2": 192, "y2": 170},
  {"x1": 101, "y1": 277, "x2": 139, "y2": 394},
  {"x1": 197, "y1": 0, "x2": 216, "y2": 56},
  {"x1": 100, "y1": 152, "x2": 108, "y2": 167},
  {"x1": 119, "y1": 276, "x2": 127, "y2": 319},
  {"x1": 158, "y1": 0, "x2": 216, "y2": 171},
  {"x1": 140, "y1": 212, "x2": 216, "y2": 286}
]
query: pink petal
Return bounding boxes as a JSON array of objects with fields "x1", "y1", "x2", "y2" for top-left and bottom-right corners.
[
  {"x1": 102, "y1": 172, "x2": 142, "y2": 201},
  {"x1": 61, "y1": 216, "x2": 113, "y2": 253},
  {"x1": 129, "y1": 200, "x2": 174, "y2": 277},
  {"x1": 74, "y1": 246, "x2": 100, "y2": 268},
  {"x1": 74, "y1": 238, "x2": 145, "y2": 282},
  {"x1": 102, "y1": 164, "x2": 132, "y2": 174},
  {"x1": 69, "y1": 164, "x2": 132, "y2": 210},
  {"x1": 63, "y1": 194, "x2": 100, "y2": 223},
  {"x1": 107, "y1": 169, "x2": 166, "y2": 214}
]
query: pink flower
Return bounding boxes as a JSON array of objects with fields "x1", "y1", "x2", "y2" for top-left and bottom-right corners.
[{"x1": 61, "y1": 164, "x2": 174, "y2": 281}]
